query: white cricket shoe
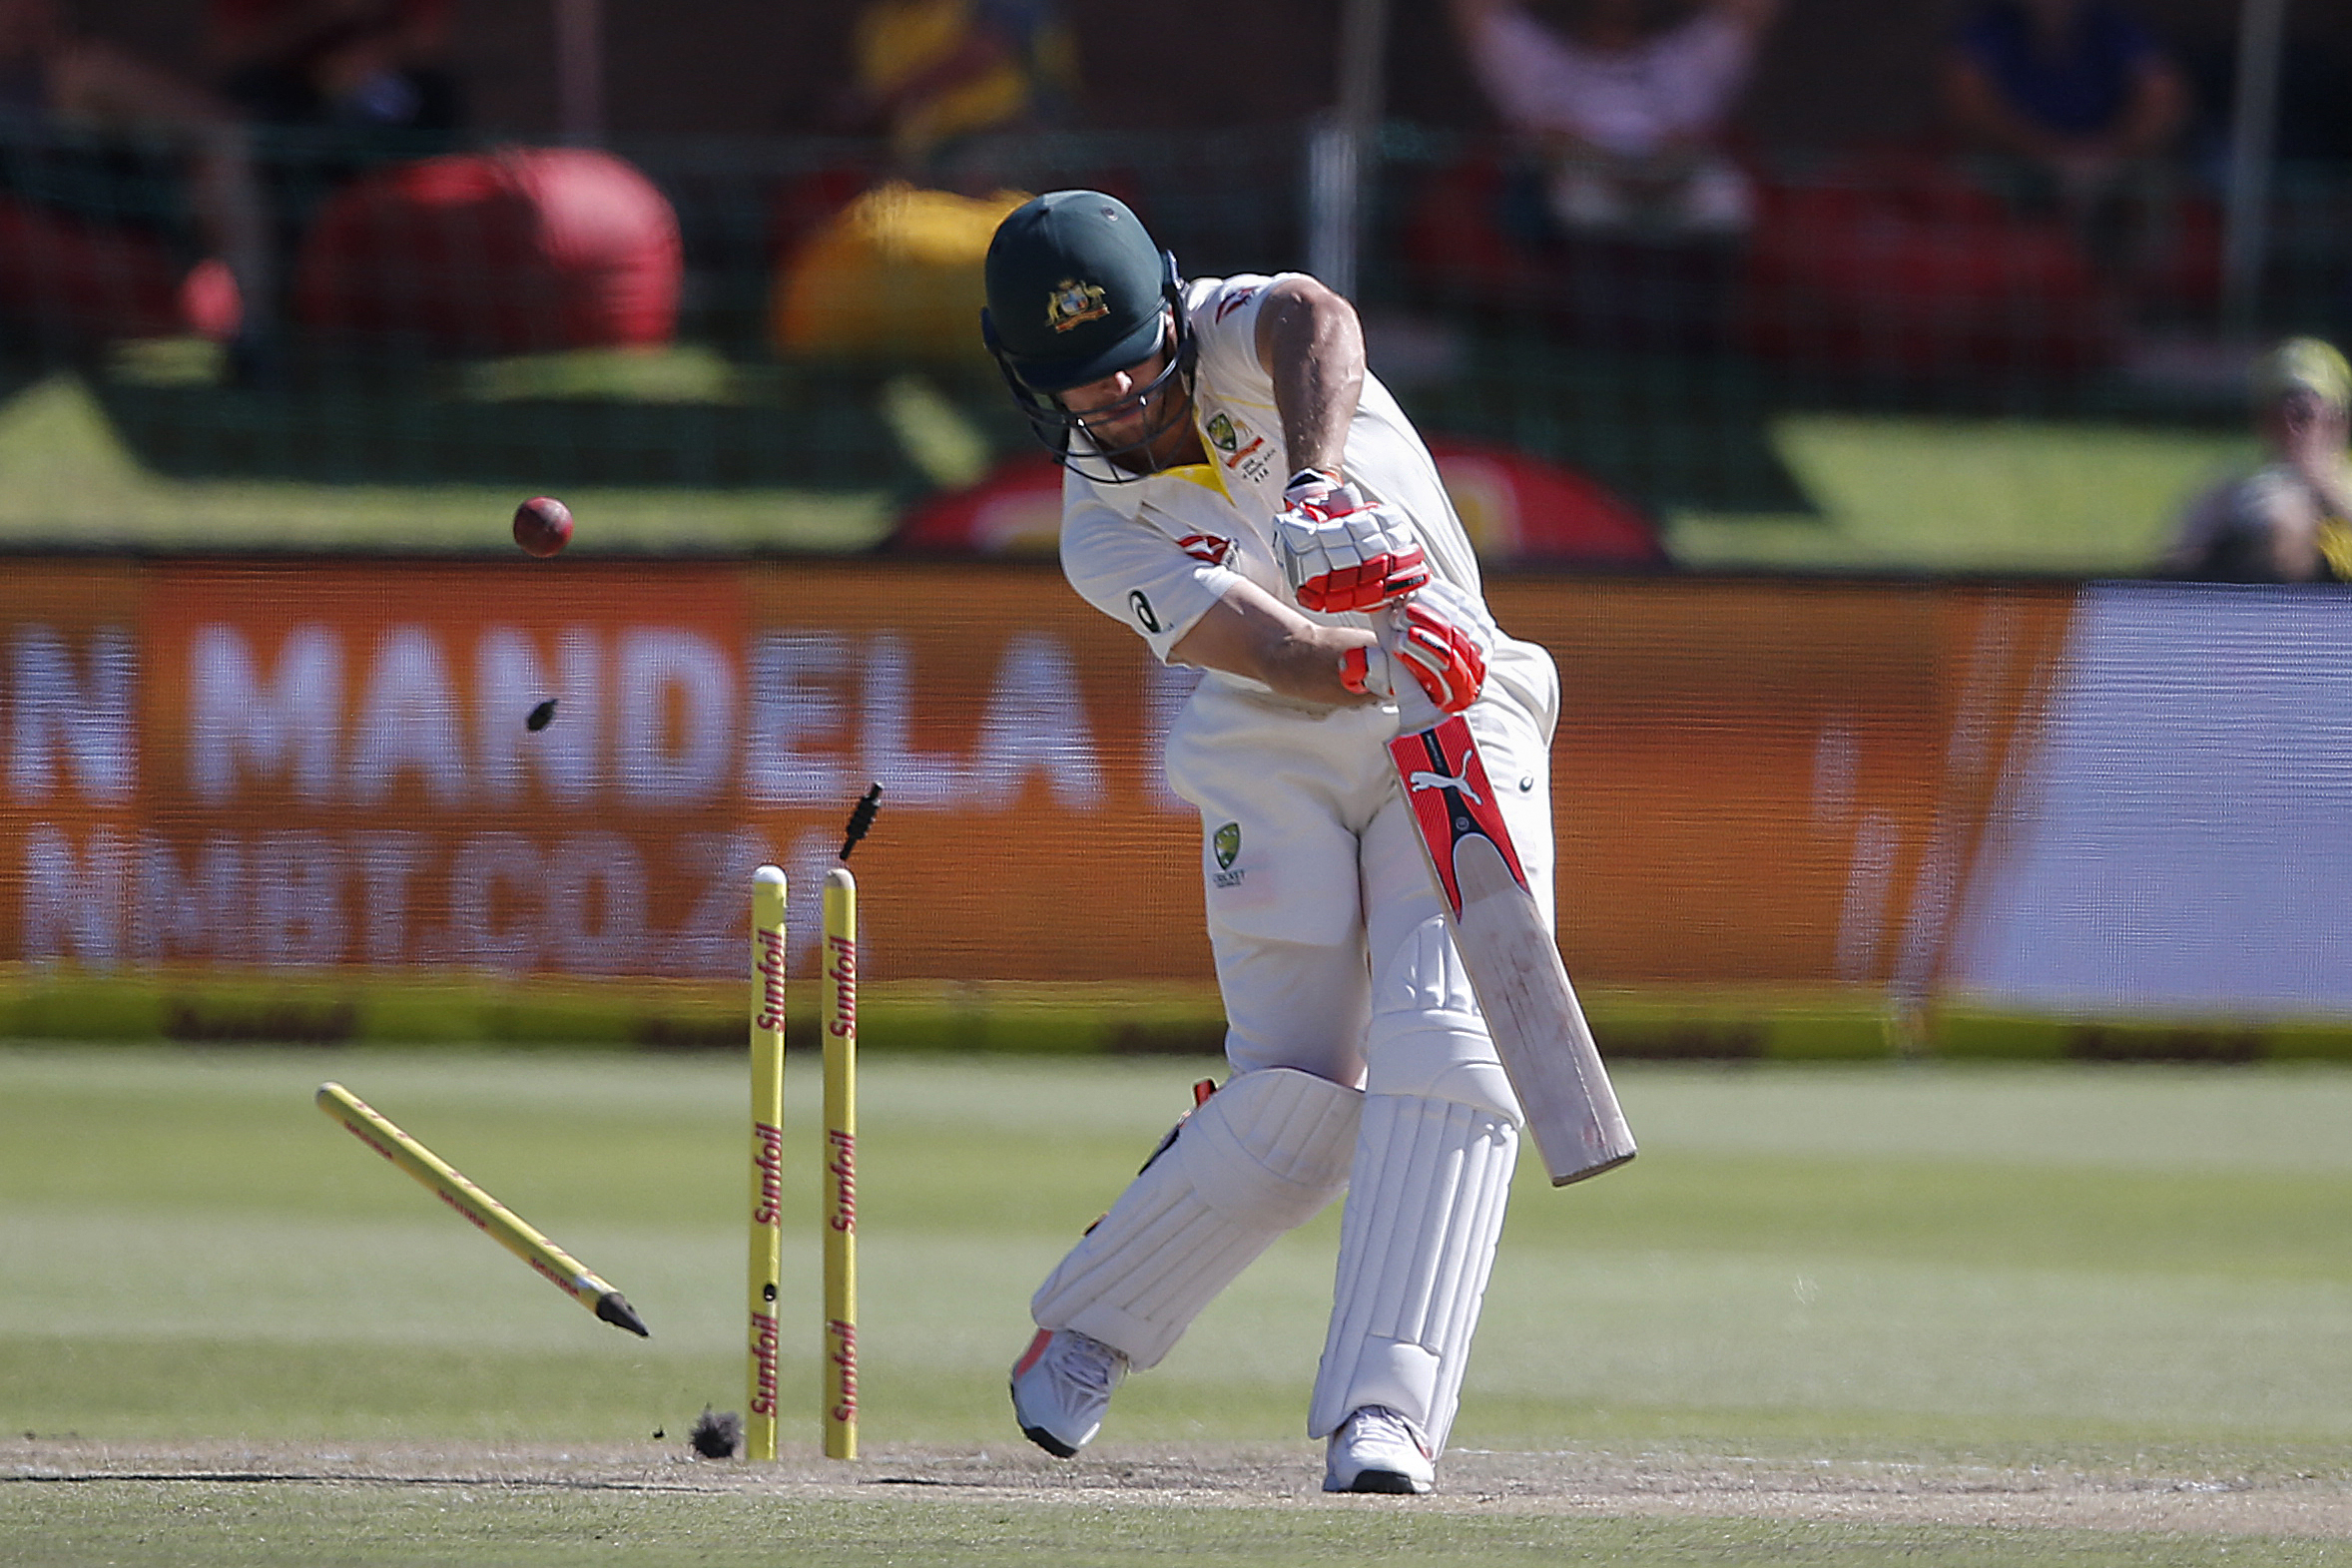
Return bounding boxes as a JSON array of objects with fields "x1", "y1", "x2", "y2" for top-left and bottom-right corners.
[
  {"x1": 1323, "y1": 1405, "x2": 1436, "y2": 1494},
  {"x1": 1009, "y1": 1326, "x2": 1127, "y2": 1457}
]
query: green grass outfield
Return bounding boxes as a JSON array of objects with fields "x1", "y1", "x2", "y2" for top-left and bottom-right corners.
[
  {"x1": 0, "y1": 373, "x2": 895, "y2": 554},
  {"x1": 1666, "y1": 413, "x2": 2251, "y2": 575},
  {"x1": 4, "y1": 1048, "x2": 2351, "y2": 1564},
  {"x1": 0, "y1": 362, "x2": 2261, "y2": 572},
  {"x1": 15, "y1": 968, "x2": 2352, "y2": 1063}
]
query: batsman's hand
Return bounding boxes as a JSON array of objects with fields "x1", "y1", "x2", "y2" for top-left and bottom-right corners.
[
  {"x1": 1341, "y1": 578, "x2": 1495, "y2": 731},
  {"x1": 1273, "y1": 482, "x2": 1431, "y2": 614}
]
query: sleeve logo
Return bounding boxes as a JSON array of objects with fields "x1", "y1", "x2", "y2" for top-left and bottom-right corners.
[
  {"x1": 1128, "y1": 590, "x2": 1162, "y2": 633},
  {"x1": 1203, "y1": 409, "x2": 1267, "y2": 479}
]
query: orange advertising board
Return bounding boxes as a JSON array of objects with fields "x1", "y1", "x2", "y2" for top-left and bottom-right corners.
[
  {"x1": 0, "y1": 558, "x2": 2072, "y2": 989},
  {"x1": 1508, "y1": 579, "x2": 2072, "y2": 985}
]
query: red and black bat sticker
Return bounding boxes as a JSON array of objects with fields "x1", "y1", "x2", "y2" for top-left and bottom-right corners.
[{"x1": 1388, "y1": 716, "x2": 1532, "y2": 918}]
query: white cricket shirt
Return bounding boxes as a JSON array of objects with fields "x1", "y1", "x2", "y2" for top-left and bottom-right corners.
[{"x1": 1058, "y1": 273, "x2": 1480, "y2": 679}]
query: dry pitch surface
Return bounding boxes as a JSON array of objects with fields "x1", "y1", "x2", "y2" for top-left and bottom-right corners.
[{"x1": 14, "y1": 1437, "x2": 2352, "y2": 1538}]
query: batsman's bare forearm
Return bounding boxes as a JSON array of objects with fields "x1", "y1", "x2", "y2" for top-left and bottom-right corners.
[
  {"x1": 1169, "y1": 579, "x2": 1377, "y2": 708},
  {"x1": 1255, "y1": 276, "x2": 1366, "y2": 480}
]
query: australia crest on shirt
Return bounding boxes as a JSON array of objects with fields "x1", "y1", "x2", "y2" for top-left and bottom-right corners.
[{"x1": 1200, "y1": 405, "x2": 1276, "y2": 490}]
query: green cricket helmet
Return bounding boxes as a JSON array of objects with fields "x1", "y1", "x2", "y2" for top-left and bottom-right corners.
[{"x1": 980, "y1": 190, "x2": 1196, "y2": 482}]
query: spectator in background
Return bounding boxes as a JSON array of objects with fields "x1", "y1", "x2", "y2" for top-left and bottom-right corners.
[
  {"x1": 2162, "y1": 338, "x2": 2352, "y2": 583},
  {"x1": 1448, "y1": 0, "x2": 1777, "y2": 237},
  {"x1": 839, "y1": 0, "x2": 1075, "y2": 176},
  {"x1": 0, "y1": 0, "x2": 208, "y2": 125},
  {"x1": 210, "y1": 0, "x2": 459, "y2": 135},
  {"x1": 0, "y1": 0, "x2": 272, "y2": 342},
  {"x1": 201, "y1": 0, "x2": 461, "y2": 368},
  {"x1": 1942, "y1": 0, "x2": 2186, "y2": 262}
]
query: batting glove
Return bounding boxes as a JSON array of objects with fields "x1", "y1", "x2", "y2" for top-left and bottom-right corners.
[
  {"x1": 1281, "y1": 466, "x2": 1345, "y2": 509},
  {"x1": 1273, "y1": 481, "x2": 1431, "y2": 615},
  {"x1": 1340, "y1": 578, "x2": 1495, "y2": 731}
]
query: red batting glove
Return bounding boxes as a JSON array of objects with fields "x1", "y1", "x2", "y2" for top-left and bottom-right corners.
[
  {"x1": 1391, "y1": 595, "x2": 1488, "y2": 713},
  {"x1": 1341, "y1": 579, "x2": 1496, "y2": 725},
  {"x1": 1273, "y1": 484, "x2": 1432, "y2": 614}
]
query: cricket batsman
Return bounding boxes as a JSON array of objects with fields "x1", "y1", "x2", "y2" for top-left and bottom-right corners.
[{"x1": 984, "y1": 191, "x2": 1564, "y2": 1493}]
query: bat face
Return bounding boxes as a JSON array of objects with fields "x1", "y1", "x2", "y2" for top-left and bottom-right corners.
[{"x1": 1387, "y1": 718, "x2": 1636, "y2": 1187}]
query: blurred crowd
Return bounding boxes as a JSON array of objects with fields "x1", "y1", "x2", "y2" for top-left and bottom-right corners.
[
  {"x1": 2163, "y1": 336, "x2": 2352, "y2": 583},
  {"x1": 1, "y1": 0, "x2": 2341, "y2": 355},
  {"x1": 0, "y1": 0, "x2": 2343, "y2": 577},
  {"x1": 0, "y1": 0, "x2": 464, "y2": 357}
]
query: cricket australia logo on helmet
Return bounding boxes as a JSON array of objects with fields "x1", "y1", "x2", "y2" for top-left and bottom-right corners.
[
  {"x1": 1048, "y1": 278, "x2": 1110, "y2": 332},
  {"x1": 980, "y1": 190, "x2": 1198, "y2": 483}
]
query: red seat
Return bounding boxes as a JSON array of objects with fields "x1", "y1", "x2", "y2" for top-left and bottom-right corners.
[
  {"x1": 1399, "y1": 156, "x2": 1557, "y2": 314},
  {"x1": 1737, "y1": 153, "x2": 2120, "y2": 376},
  {"x1": 0, "y1": 195, "x2": 231, "y2": 342},
  {"x1": 892, "y1": 440, "x2": 1665, "y2": 569},
  {"x1": 1423, "y1": 436, "x2": 1664, "y2": 567},
  {"x1": 294, "y1": 147, "x2": 681, "y2": 356},
  {"x1": 1397, "y1": 152, "x2": 1743, "y2": 352}
]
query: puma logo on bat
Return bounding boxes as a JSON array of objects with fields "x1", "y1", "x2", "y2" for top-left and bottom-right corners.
[{"x1": 1408, "y1": 769, "x2": 1480, "y2": 803}]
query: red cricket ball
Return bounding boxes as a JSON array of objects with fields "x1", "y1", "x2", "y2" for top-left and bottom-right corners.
[{"x1": 513, "y1": 496, "x2": 573, "y2": 557}]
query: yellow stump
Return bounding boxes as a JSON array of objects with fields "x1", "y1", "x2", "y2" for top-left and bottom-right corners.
[
  {"x1": 822, "y1": 865, "x2": 860, "y2": 1460},
  {"x1": 314, "y1": 1082, "x2": 648, "y2": 1336},
  {"x1": 747, "y1": 864, "x2": 788, "y2": 1461}
]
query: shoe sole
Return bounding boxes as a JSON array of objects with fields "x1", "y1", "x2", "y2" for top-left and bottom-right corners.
[
  {"x1": 1326, "y1": 1468, "x2": 1427, "y2": 1495},
  {"x1": 1018, "y1": 1421, "x2": 1080, "y2": 1459},
  {"x1": 1009, "y1": 1329, "x2": 1085, "y2": 1459}
]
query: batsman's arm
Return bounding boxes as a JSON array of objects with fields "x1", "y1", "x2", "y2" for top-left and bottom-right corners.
[
  {"x1": 1167, "y1": 578, "x2": 1378, "y2": 709},
  {"x1": 1254, "y1": 276, "x2": 1366, "y2": 483},
  {"x1": 1169, "y1": 575, "x2": 1493, "y2": 727}
]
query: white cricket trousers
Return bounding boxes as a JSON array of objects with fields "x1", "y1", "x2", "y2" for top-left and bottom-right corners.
[
  {"x1": 1025, "y1": 638, "x2": 1559, "y2": 1452},
  {"x1": 1172, "y1": 636, "x2": 1559, "y2": 1447},
  {"x1": 1168, "y1": 637, "x2": 1560, "y2": 1095}
]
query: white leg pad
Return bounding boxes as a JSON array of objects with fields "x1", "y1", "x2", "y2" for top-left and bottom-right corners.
[
  {"x1": 1308, "y1": 1092, "x2": 1517, "y2": 1451},
  {"x1": 1030, "y1": 1066, "x2": 1360, "y2": 1370},
  {"x1": 1365, "y1": 915, "x2": 1522, "y2": 1125}
]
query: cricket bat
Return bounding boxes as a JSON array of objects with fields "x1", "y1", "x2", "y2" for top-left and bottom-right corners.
[{"x1": 1389, "y1": 716, "x2": 1636, "y2": 1186}]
